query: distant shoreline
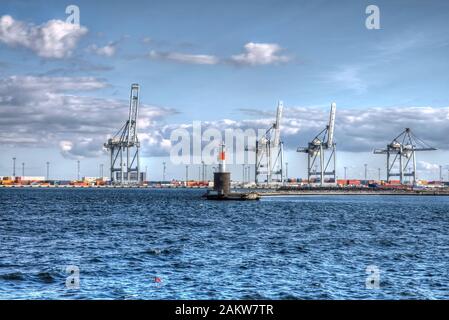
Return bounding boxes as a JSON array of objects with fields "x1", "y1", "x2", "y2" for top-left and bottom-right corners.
[
  {"x1": 259, "y1": 190, "x2": 449, "y2": 197},
  {"x1": 2, "y1": 184, "x2": 449, "y2": 196},
  {"x1": 0, "y1": 185, "x2": 208, "y2": 189}
]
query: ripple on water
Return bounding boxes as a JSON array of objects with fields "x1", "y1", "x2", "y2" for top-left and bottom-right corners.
[
  {"x1": 0, "y1": 272, "x2": 25, "y2": 281},
  {"x1": 1, "y1": 188, "x2": 449, "y2": 299},
  {"x1": 36, "y1": 271, "x2": 56, "y2": 283},
  {"x1": 143, "y1": 246, "x2": 183, "y2": 256}
]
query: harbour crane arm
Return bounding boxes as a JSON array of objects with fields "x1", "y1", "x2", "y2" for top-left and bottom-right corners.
[
  {"x1": 272, "y1": 101, "x2": 283, "y2": 147},
  {"x1": 127, "y1": 84, "x2": 140, "y2": 144},
  {"x1": 373, "y1": 149, "x2": 389, "y2": 154},
  {"x1": 326, "y1": 102, "x2": 336, "y2": 148}
]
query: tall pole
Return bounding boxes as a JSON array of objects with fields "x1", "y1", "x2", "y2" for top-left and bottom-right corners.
[
  {"x1": 307, "y1": 154, "x2": 311, "y2": 183},
  {"x1": 255, "y1": 141, "x2": 258, "y2": 185},
  {"x1": 387, "y1": 149, "x2": 390, "y2": 183},
  {"x1": 332, "y1": 145, "x2": 337, "y2": 183},
  {"x1": 136, "y1": 147, "x2": 140, "y2": 183},
  {"x1": 364, "y1": 164, "x2": 367, "y2": 181},
  {"x1": 77, "y1": 160, "x2": 80, "y2": 181},
  {"x1": 12, "y1": 157, "x2": 16, "y2": 177},
  {"x1": 22, "y1": 162, "x2": 25, "y2": 177},
  {"x1": 110, "y1": 147, "x2": 114, "y2": 182},
  {"x1": 46, "y1": 162, "x2": 50, "y2": 180},
  {"x1": 412, "y1": 151, "x2": 417, "y2": 184},
  {"x1": 242, "y1": 164, "x2": 245, "y2": 183},
  {"x1": 439, "y1": 165, "x2": 443, "y2": 182},
  {"x1": 378, "y1": 168, "x2": 381, "y2": 181},
  {"x1": 285, "y1": 162, "x2": 288, "y2": 181},
  {"x1": 319, "y1": 145, "x2": 324, "y2": 186},
  {"x1": 267, "y1": 141, "x2": 271, "y2": 184},
  {"x1": 185, "y1": 165, "x2": 189, "y2": 183},
  {"x1": 201, "y1": 161, "x2": 205, "y2": 182},
  {"x1": 120, "y1": 149, "x2": 124, "y2": 184},
  {"x1": 280, "y1": 142, "x2": 284, "y2": 183},
  {"x1": 163, "y1": 162, "x2": 166, "y2": 182},
  {"x1": 344, "y1": 166, "x2": 347, "y2": 180}
]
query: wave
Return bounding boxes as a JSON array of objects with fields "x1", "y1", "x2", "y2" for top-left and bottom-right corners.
[{"x1": 0, "y1": 272, "x2": 25, "y2": 281}]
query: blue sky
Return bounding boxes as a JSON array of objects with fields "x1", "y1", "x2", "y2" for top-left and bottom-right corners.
[{"x1": 1, "y1": 0, "x2": 449, "y2": 180}]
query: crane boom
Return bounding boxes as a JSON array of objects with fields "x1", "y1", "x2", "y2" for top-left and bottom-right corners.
[
  {"x1": 127, "y1": 83, "x2": 140, "y2": 144},
  {"x1": 273, "y1": 100, "x2": 283, "y2": 147},
  {"x1": 326, "y1": 102, "x2": 336, "y2": 148}
]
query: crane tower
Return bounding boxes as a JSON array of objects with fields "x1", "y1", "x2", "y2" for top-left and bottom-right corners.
[
  {"x1": 373, "y1": 128, "x2": 436, "y2": 184},
  {"x1": 297, "y1": 102, "x2": 337, "y2": 185},
  {"x1": 104, "y1": 84, "x2": 141, "y2": 185},
  {"x1": 254, "y1": 101, "x2": 284, "y2": 185}
]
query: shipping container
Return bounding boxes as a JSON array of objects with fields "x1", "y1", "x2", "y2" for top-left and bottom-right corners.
[
  {"x1": 20, "y1": 176, "x2": 46, "y2": 181},
  {"x1": 56, "y1": 180, "x2": 71, "y2": 186}
]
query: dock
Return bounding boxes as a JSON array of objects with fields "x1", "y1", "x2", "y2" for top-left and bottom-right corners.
[
  {"x1": 256, "y1": 188, "x2": 449, "y2": 197},
  {"x1": 204, "y1": 190, "x2": 260, "y2": 200}
]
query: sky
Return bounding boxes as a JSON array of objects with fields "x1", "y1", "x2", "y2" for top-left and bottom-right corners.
[{"x1": 0, "y1": 0, "x2": 449, "y2": 181}]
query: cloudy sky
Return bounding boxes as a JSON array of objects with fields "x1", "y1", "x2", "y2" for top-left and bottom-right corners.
[{"x1": 0, "y1": 0, "x2": 449, "y2": 181}]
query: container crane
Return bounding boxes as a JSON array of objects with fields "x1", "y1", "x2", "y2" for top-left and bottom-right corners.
[
  {"x1": 297, "y1": 102, "x2": 337, "y2": 186},
  {"x1": 373, "y1": 128, "x2": 436, "y2": 184},
  {"x1": 253, "y1": 101, "x2": 284, "y2": 185},
  {"x1": 104, "y1": 84, "x2": 141, "y2": 185}
]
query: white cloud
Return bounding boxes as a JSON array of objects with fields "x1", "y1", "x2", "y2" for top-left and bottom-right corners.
[
  {"x1": 326, "y1": 66, "x2": 367, "y2": 93},
  {"x1": 60, "y1": 137, "x2": 106, "y2": 159},
  {"x1": 0, "y1": 75, "x2": 178, "y2": 159},
  {"x1": 417, "y1": 161, "x2": 440, "y2": 171},
  {"x1": 225, "y1": 105, "x2": 449, "y2": 153},
  {"x1": 59, "y1": 140, "x2": 73, "y2": 152},
  {"x1": 1, "y1": 75, "x2": 447, "y2": 160},
  {"x1": 230, "y1": 42, "x2": 290, "y2": 66},
  {"x1": 87, "y1": 43, "x2": 117, "y2": 57},
  {"x1": 148, "y1": 42, "x2": 291, "y2": 66},
  {"x1": 3, "y1": 75, "x2": 107, "y2": 92},
  {"x1": 149, "y1": 50, "x2": 219, "y2": 65},
  {"x1": 0, "y1": 15, "x2": 88, "y2": 59}
]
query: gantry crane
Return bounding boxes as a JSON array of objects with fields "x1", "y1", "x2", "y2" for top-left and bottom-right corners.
[
  {"x1": 253, "y1": 101, "x2": 284, "y2": 185},
  {"x1": 297, "y1": 102, "x2": 337, "y2": 185},
  {"x1": 374, "y1": 128, "x2": 436, "y2": 184},
  {"x1": 104, "y1": 84, "x2": 141, "y2": 185}
]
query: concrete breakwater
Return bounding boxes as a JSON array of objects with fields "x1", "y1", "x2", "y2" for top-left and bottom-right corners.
[{"x1": 257, "y1": 189, "x2": 449, "y2": 197}]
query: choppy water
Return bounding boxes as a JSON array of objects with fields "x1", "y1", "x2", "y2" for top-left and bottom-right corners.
[{"x1": 0, "y1": 188, "x2": 449, "y2": 299}]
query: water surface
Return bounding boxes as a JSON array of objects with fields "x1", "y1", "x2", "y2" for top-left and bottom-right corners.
[{"x1": 0, "y1": 188, "x2": 448, "y2": 299}]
